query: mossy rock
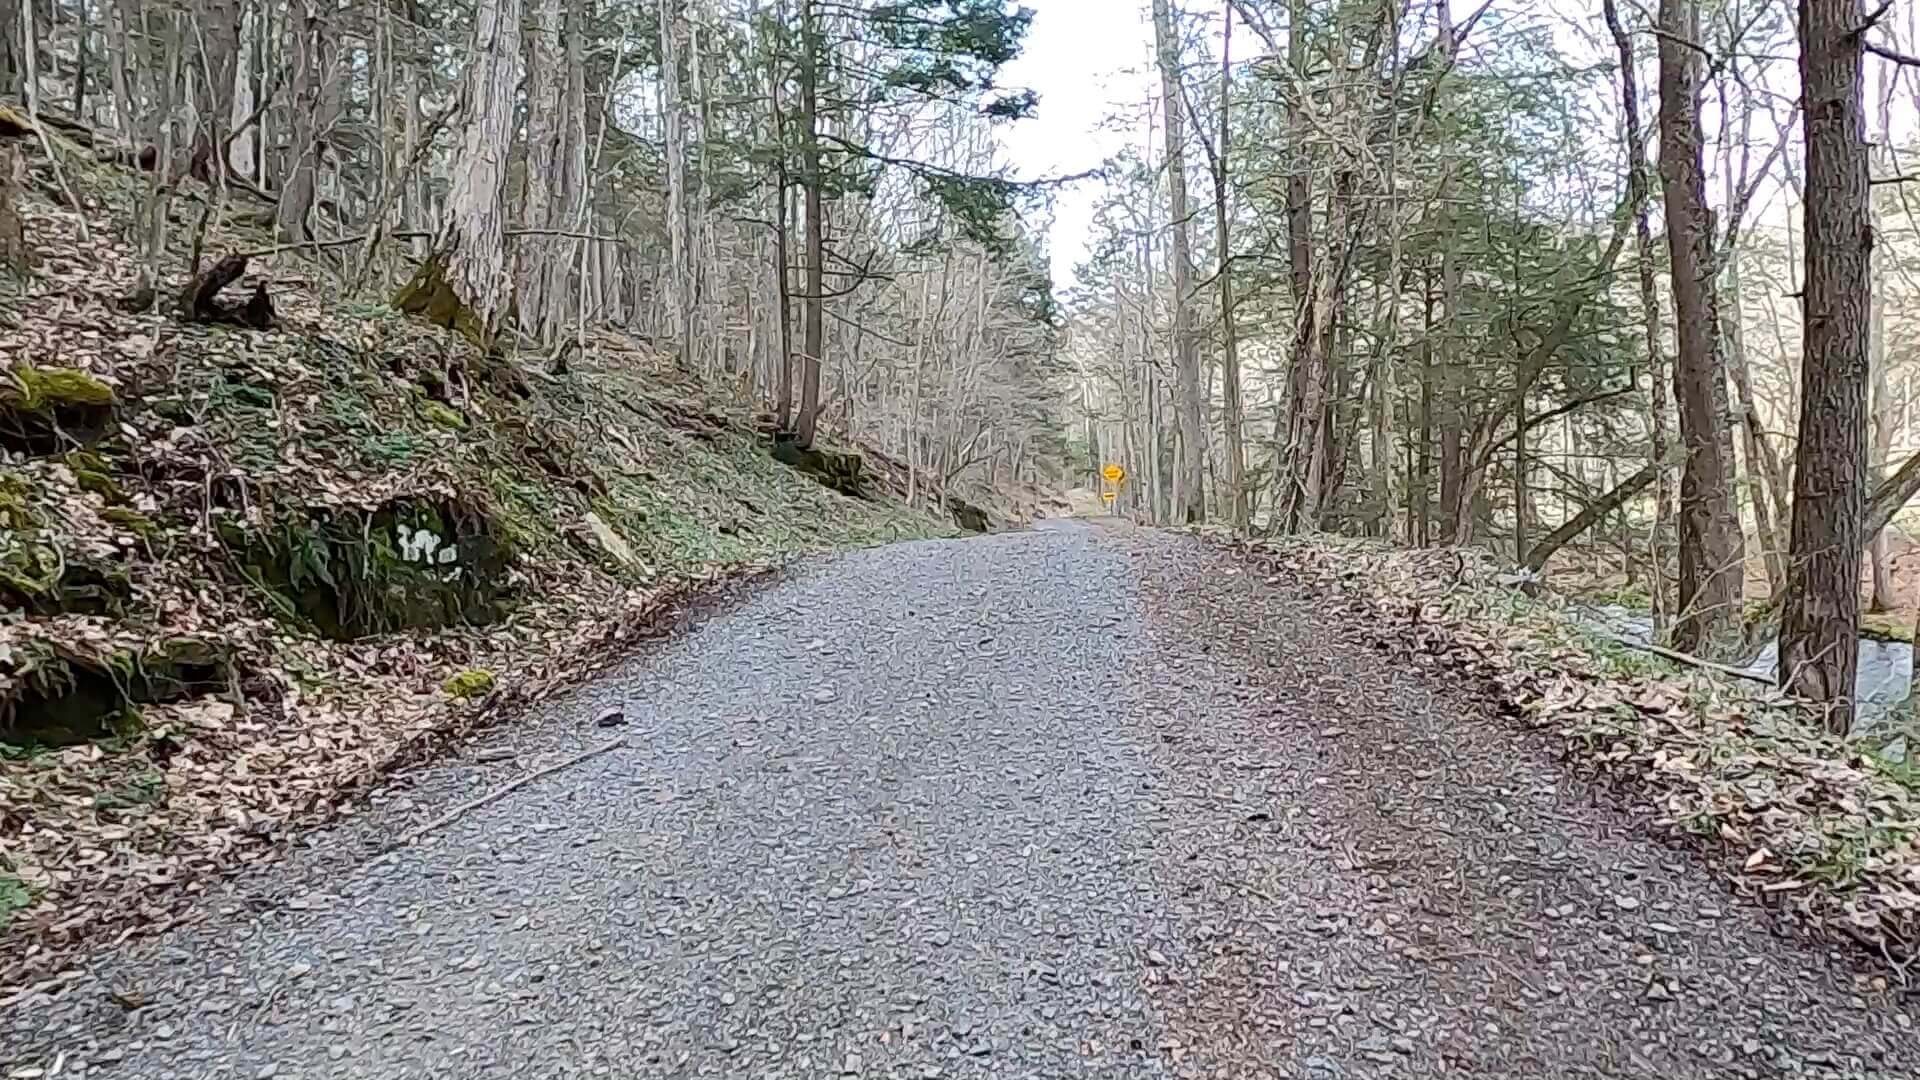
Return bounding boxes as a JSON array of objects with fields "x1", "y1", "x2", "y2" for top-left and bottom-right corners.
[
  {"x1": 443, "y1": 668, "x2": 496, "y2": 700},
  {"x1": 770, "y1": 435, "x2": 865, "y2": 497},
  {"x1": 1, "y1": 365, "x2": 116, "y2": 455},
  {"x1": 949, "y1": 496, "x2": 992, "y2": 534},
  {"x1": 0, "y1": 637, "x2": 231, "y2": 749},
  {"x1": 228, "y1": 497, "x2": 518, "y2": 640}
]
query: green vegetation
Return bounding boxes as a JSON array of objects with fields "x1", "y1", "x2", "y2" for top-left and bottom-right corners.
[{"x1": 443, "y1": 669, "x2": 497, "y2": 700}]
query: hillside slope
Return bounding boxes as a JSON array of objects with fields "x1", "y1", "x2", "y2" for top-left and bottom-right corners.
[{"x1": 0, "y1": 114, "x2": 961, "y2": 987}]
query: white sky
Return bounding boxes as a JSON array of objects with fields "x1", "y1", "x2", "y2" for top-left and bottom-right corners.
[{"x1": 996, "y1": 0, "x2": 1160, "y2": 293}]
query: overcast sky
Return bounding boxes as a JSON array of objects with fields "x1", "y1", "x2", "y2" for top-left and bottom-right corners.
[{"x1": 996, "y1": 0, "x2": 1161, "y2": 294}]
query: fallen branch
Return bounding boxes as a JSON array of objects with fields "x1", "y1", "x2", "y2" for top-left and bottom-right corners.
[
  {"x1": 388, "y1": 735, "x2": 632, "y2": 850},
  {"x1": 1601, "y1": 633, "x2": 1777, "y2": 685}
]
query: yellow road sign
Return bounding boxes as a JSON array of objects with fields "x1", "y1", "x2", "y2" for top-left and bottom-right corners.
[
  {"x1": 1102, "y1": 463, "x2": 1125, "y2": 484},
  {"x1": 1100, "y1": 490, "x2": 1116, "y2": 503}
]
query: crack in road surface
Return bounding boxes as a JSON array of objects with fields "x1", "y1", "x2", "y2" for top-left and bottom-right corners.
[{"x1": 8, "y1": 523, "x2": 1918, "y2": 1077}]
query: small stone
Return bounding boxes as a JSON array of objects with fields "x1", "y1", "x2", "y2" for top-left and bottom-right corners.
[
  {"x1": 1614, "y1": 895, "x2": 1642, "y2": 912},
  {"x1": 812, "y1": 688, "x2": 838, "y2": 704},
  {"x1": 842, "y1": 1052, "x2": 863, "y2": 1074},
  {"x1": 595, "y1": 707, "x2": 626, "y2": 727},
  {"x1": 1645, "y1": 981, "x2": 1673, "y2": 1002},
  {"x1": 1146, "y1": 949, "x2": 1169, "y2": 966},
  {"x1": 475, "y1": 748, "x2": 516, "y2": 763},
  {"x1": 255, "y1": 1066, "x2": 279, "y2": 1080},
  {"x1": 930, "y1": 930, "x2": 952, "y2": 947},
  {"x1": 328, "y1": 1046, "x2": 349, "y2": 1062},
  {"x1": 721, "y1": 991, "x2": 737, "y2": 1006}
]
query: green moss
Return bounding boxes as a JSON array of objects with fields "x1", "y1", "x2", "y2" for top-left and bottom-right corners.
[
  {"x1": 65, "y1": 450, "x2": 125, "y2": 501},
  {"x1": 0, "y1": 470, "x2": 34, "y2": 530},
  {"x1": 1, "y1": 638, "x2": 229, "y2": 749},
  {"x1": 1, "y1": 366, "x2": 117, "y2": 454},
  {"x1": 100, "y1": 506, "x2": 158, "y2": 540},
  {"x1": 419, "y1": 400, "x2": 468, "y2": 430},
  {"x1": 10, "y1": 366, "x2": 116, "y2": 410},
  {"x1": 442, "y1": 668, "x2": 496, "y2": 700},
  {"x1": 0, "y1": 873, "x2": 30, "y2": 930},
  {"x1": 230, "y1": 498, "x2": 518, "y2": 640},
  {"x1": 94, "y1": 768, "x2": 167, "y2": 813},
  {"x1": 393, "y1": 254, "x2": 493, "y2": 352},
  {"x1": 1861, "y1": 611, "x2": 1914, "y2": 643}
]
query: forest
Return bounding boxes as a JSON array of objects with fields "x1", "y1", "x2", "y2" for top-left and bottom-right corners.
[
  {"x1": 1069, "y1": 0, "x2": 1914, "y2": 732},
  {"x1": 0, "y1": 0, "x2": 1913, "y2": 730},
  {"x1": 0, "y1": 0, "x2": 1072, "y2": 514}
]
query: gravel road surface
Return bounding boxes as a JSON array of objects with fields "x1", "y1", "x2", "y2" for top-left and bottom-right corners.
[{"x1": 7, "y1": 523, "x2": 1918, "y2": 1078}]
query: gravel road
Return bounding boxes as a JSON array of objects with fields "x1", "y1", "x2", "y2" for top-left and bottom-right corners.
[{"x1": 7, "y1": 523, "x2": 1919, "y2": 1078}]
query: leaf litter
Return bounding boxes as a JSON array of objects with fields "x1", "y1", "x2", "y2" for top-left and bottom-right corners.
[
  {"x1": 1202, "y1": 530, "x2": 1920, "y2": 974},
  {"x1": 0, "y1": 128, "x2": 949, "y2": 992}
]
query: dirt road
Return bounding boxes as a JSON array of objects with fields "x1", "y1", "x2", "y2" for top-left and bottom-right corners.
[{"x1": 7, "y1": 524, "x2": 1915, "y2": 1077}]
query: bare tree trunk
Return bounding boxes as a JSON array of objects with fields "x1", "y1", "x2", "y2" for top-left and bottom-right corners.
[
  {"x1": 1657, "y1": 0, "x2": 1744, "y2": 659},
  {"x1": 0, "y1": 143, "x2": 26, "y2": 274},
  {"x1": 660, "y1": 0, "x2": 694, "y2": 368},
  {"x1": 1780, "y1": 0, "x2": 1870, "y2": 731},
  {"x1": 795, "y1": 0, "x2": 824, "y2": 449},
  {"x1": 519, "y1": 0, "x2": 586, "y2": 346},
  {"x1": 275, "y1": 0, "x2": 333, "y2": 242},
  {"x1": 1868, "y1": 65, "x2": 1895, "y2": 613},
  {"x1": 1602, "y1": 0, "x2": 1670, "y2": 626},
  {"x1": 1151, "y1": 0, "x2": 1206, "y2": 524},
  {"x1": 392, "y1": 0, "x2": 521, "y2": 346},
  {"x1": 1215, "y1": 0, "x2": 1246, "y2": 532},
  {"x1": 1724, "y1": 251, "x2": 1786, "y2": 595},
  {"x1": 765, "y1": 0, "x2": 794, "y2": 430}
]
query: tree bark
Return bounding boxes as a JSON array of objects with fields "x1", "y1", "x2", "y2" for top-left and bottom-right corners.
[
  {"x1": 392, "y1": 0, "x2": 520, "y2": 344},
  {"x1": 1867, "y1": 66, "x2": 1895, "y2": 612},
  {"x1": 1215, "y1": 0, "x2": 1246, "y2": 532},
  {"x1": 1780, "y1": 0, "x2": 1871, "y2": 732},
  {"x1": 1723, "y1": 251, "x2": 1786, "y2": 594},
  {"x1": 796, "y1": 0, "x2": 824, "y2": 449},
  {"x1": 1602, "y1": 0, "x2": 1672, "y2": 628},
  {"x1": 0, "y1": 143, "x2": 26, "y2": 273},
  {"x1": 519, "y1": 0, "x2": 586, "y2": 346},
  {"x1": 1657, "y1": 0, "x2": 1744, "y2": 659},
  {"x1": 1152, "y1": 0, "x2": 1206, "y2": 524}
]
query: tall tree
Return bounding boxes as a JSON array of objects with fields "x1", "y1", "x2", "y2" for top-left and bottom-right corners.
[
  {"x1": 519, "y1": 0, "x2": 588, "y2": 347},
  {"x1": 1214, "y1": 0, "x2": 1247, "y2": 531},
  {"x1": 1656, "y1": 0, "x2": 1744, "y2": 659},
  {"x1": 1152, "y1": 0, "x2": 1207, "y2": 523},
  {"x1": 392, "y1": 0, "x2": 522, "y2": 345},
  {"x1": 1780, "y1": 0, "x2": 1871, "y2": 731},
  {"x1": 1602, "y1": 0, "x2": 1671, "y2": 628}
]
